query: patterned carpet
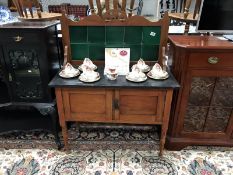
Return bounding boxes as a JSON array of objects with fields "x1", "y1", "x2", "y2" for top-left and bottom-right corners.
[{"x1": 0, "y1": 123, "x2": 232, "y2": 175}]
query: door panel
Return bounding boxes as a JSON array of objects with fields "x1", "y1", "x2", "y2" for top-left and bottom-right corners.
[
  {"x1": 115, "y1": 89, "x2": 166, "y2": 124},
  {"x1": 181, "y1": 70, "x2": 233, "y2": 138},
  {"x1": 63, "y1": 88, "x2": 113, "y2": 122}
]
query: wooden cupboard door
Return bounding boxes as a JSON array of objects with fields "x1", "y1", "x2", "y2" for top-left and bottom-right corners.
[
  {"x1": 114, "y1": 89, "x2": 166, "y2": 124},
  {"x1": 180, "y1": 70, "x2": 233, "y2": 139},
  {"x1": 62, "y1": 88, "x2": 113, "y2": 122}
]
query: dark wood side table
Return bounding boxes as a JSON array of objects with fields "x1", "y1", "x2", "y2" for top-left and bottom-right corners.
[
  {"x1": 49, "y1": 67, "x2": 179, "y2": 156},
  {"x1": 166, "y1": 35, "x2": 233, "y2": 150}
]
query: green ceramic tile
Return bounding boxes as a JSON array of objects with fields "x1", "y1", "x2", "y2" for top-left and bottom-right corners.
[
  {"x1": 124, "y1": 44, "x2": 141, "y2": 61},
  {"x1": 141, "y1": 45, "x2": 159, "y2": 61},
  {"x1": 89, "y1": 44, "x2": 105, "y2": 60},
  {"x1": 142, "y1": 27, "x2": 161, "y2": 45},
  {"x1": 88, "y1": 27, "x2": 105, "y2": 43},
  {"x1": 69, "y1": 26, "x2": 87, "y2": 43},
  {"x1": 71, "y1": 44, "x2": 88, "y2": 60},
  {"x1": 125, "y1": 27, "x2": 142, "y2": 44},
  {"x1": 106, "y1": 26, "x2": 125, "y2": 43},
  {"x1": 105, "y1": 44, "x2": 126, "y2": 48}
]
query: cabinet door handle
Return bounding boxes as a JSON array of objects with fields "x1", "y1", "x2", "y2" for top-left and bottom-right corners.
[
  {"x1": 8, "y1": 73, "x2": 12, "y2": 82},
  {"x1": 13, "y1": 36, "x2": 23, "y2": 42},
  {"x1": 114, "y1": 99, "x2": 119, "y2": 110},
  {"x1": 208, "y1": 57, "x2": 219, "y2": 64}
]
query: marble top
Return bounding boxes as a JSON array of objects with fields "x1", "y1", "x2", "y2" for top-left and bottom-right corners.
[{"x1": 49, "y1": 67, "x2": 179, "y2": 89}]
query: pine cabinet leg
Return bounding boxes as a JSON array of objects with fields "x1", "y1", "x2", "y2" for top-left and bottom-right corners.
[
  {"x1": 159, "y1": 90, "x2": 173, "y2": 156},
  {"x1": 61, "y1": 124, "x2": 68, "y2": 151}
]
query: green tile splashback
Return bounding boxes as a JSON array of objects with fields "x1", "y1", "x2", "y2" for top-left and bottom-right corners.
[
  {"x1": 143, "y1": 27, "x2": 161, "y2": 45},
  {"x1": 142, "y1": 45, "x2": 159, "y2": 61},
  {"x1": 70, "y1": 26, "x2": 87, "y2": 43},
  {"x1": 88, "y1": 27, "x2": 105, "y2": 43},
  {"x1": 89, "y1": 44, "x2": 105, "y2": 60},
  {"x1": 71, "y1": 44, "x2": 88, "y2": 59},
  {"x1": 125, "y1": 27, "x2": 142, "y2": 44},
  {"x1": 69, "y1": 26, "x2": 161, "y2": 61},
  {"x1": 106, "y1": 27, "x2": 125, "y2": 43}
]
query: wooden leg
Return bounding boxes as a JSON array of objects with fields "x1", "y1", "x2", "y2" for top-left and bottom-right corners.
[
  {"x1": 49, "y1": 107, "x2": 62, "y2": 150},
  {"x1": 184, "y1": 22, "x2": 190, "y2": 35},
  {"x1": 55, "y1": 88, "x2": 69, "y2": 150},
  {"x1": 159, "y1": 90, "x2": 173, "y2": 157},
  {"x1": 61, "y1": 123, "x2": 68, "y2": 151}
]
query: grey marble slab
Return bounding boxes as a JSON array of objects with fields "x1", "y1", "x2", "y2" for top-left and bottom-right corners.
[{"x1": 49, "y1": 67, "x2": 180, "y2": 89}]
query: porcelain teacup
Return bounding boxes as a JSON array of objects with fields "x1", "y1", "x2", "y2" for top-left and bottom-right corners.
[{"x1": 106, "y1": 67, "x2": 118, "y2": 80}]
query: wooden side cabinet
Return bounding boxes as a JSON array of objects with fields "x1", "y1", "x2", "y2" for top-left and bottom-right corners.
[
  {"x1": 56, "y1": 88, "x2": 167, "y2": 124},
  {"x1": 49, "y1": 69, "x2": 179, "y2": 156},
  {"x1": 166, "y1": 35, "x2": 233, "y2": 150}
]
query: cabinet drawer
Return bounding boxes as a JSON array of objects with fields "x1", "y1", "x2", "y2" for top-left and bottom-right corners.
[
  {"x1": 189, "y1": 52, "x2": 233, "y2": 68},
  {"x1": 0, "y1": 31, "x2": 41, "y2": 43}
]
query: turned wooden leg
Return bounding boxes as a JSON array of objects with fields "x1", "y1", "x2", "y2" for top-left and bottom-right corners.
[
  {"x1": 55, "y1": 88, "x2": 68, "y2": 150},
  {"x1": 159, "y1": 90, "x2": 173, "y2": 157},
  {"x1": 184, "y1": 22, "x2": 190, "y2": 35},
  {"x1": 159, "y1": 138, "x2": 165, "y2": 156},
  {"x1": 61, "y1": 123, "x2": 68, "y2": 151}
]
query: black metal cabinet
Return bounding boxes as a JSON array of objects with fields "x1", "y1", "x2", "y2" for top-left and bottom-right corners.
[{"x1": 0, "y1": 21, "x2": 61, "y2": 148}]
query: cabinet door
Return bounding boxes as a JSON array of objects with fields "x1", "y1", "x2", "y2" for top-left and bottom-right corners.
[
  {"x1": 114, "y1": 89, "x2": 166, "y2": 124},
  {"x1": 180, "y1": 69, "x2": 233, "y2": 138},
  {"x1": 62, "y1": 88, "x2": 113, "y2": 122},
  {"x1": 0, "y1": 47, "x2": 10, "y2": 103},
  {"x1": 2, "y1": 44, "x2": 47, "y2": 101}
]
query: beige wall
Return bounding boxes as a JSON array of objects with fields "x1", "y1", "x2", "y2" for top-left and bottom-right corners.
[{"x1": 0, "y1": 0, "x2": 8, "y2": 6}]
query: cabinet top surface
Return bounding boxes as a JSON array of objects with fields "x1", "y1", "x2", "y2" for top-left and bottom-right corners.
[
  {"x1": 0, "y1": 21, "x2": 59, "y2": 29},
  {"x1": 169, "y1": 35, "x2": 233, "y2": 49},
  {"x1": 49, "y1": 67, "x2": 179, "y2": 89}
]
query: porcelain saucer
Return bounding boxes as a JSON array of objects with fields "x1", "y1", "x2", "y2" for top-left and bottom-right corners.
[
  {"x1": 147, "y1": 71, "x2": 169, "y2": 80},
  {"x1": 131, "y1": 58, "x2": 150, "y2": 73},
  {"x1": 126, "y1": 72, "x2": 147, "y2": 82},
  {"x1": 79, "y1": 72, "x2": 100, "y2": 82},
  {"x1": 131, "y1": 64, "x2": 150, "y2": 73},
  {"x1": 78, "y1": 64, "x2": 97, "y2": 71},
  {"x1": 59, "y1": 69, "x2": 80, "y2": 78}
]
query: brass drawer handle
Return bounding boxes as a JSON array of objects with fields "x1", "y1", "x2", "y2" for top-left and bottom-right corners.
[
  {"x1": 13, "y1": 36, "x2": 23, "y2": 42},
  {"x1": 208, "y1": 57, "x2": 219, "y2": 64}
]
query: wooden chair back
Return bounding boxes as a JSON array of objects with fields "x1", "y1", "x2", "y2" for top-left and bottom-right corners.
[
  {"x1": 180, "y1": 0, "x2": 201, "y2": 19},
  {"x1": 61, "y1": 10, "x2": 169, "y2": 66},
  {"x1": 88, "y1": 0, "x2": 138, "y2": 21},
  {"x1": 12, "y1": 0, "x2": 43, "y2": 18},
  {"x1": 169, "y1": 0, "x2": 201, "y2": 34}
]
